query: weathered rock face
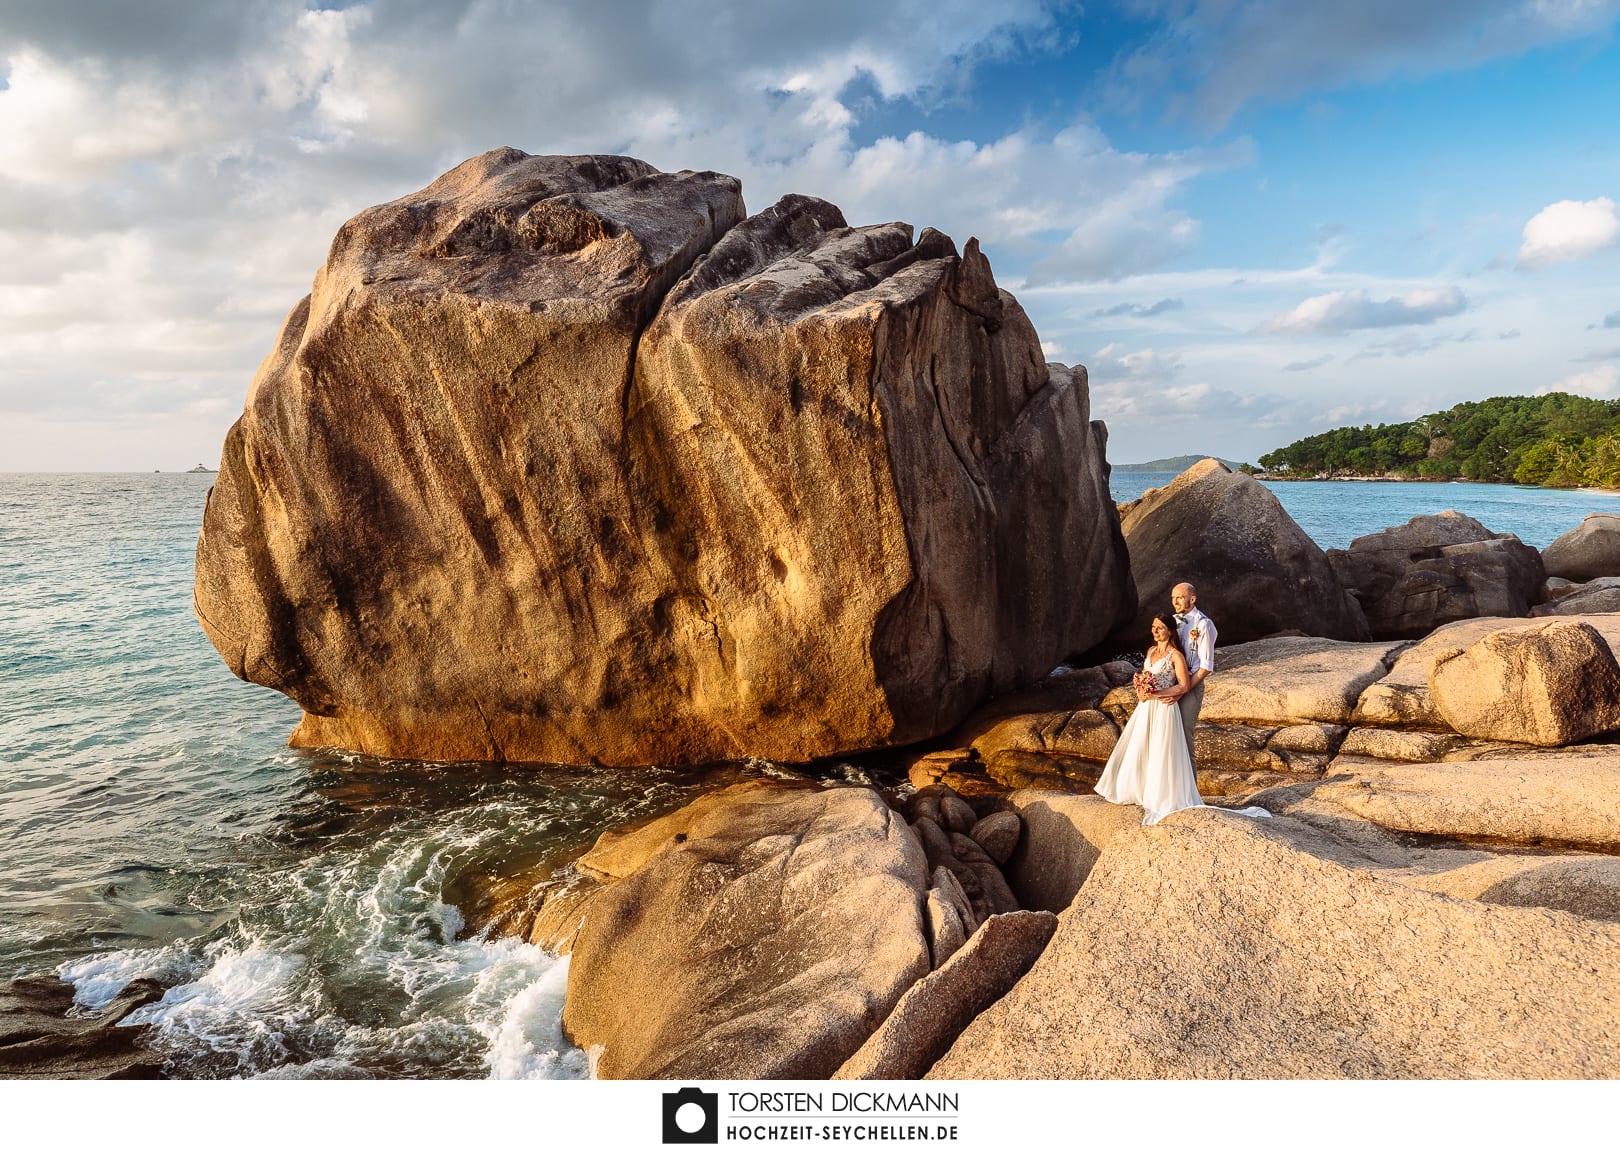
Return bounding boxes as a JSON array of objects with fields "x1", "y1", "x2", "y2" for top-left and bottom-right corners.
[
  {"x1": 1542, "y1": 513, "x2": 1620, "y2": 582},
  {"x1": 0, "y1": 976, "x2": 167, "y2": 1079},
  {"x1": 1427, "y1": 620, "x2": 1620, "y2": 746},
  {"x1": 1327, "y1": 512, "x2": 1545, "y2": 639},
  {"x1": 1532, "y1": 576, "x2": 1620, "y2": 617},
  {"x1": 929, "y1": 810, "x2": 1620, "y2": 1078},
  {"x1": 195, "y1": 148, "x2": 1133, "y2": 766},
  {"x1": 1199, "y1": 635, "x2": 1405, "y2": 727},
  {"x1": 1102, "y1": 459, "x2": 1368, "y2": 652},
  {"x1": 562, "y1": 782, "x2": 931, "y2": 1079},
  {"x1": 832, "y1": 910, "x2": 1057, "y2": 1081}
]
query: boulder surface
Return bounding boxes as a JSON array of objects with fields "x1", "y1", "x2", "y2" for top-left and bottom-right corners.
[
  {"x1": 929, "y1": 809, "x2": 1620, "y2": 1078},
  {"x1": 1327, "y1": 512, "x2": 1544, "y2": 639},
  {"x1": 1542, "y1": 513, "x2": 1620, "y2": 582},
  {"x1": 561, "y1": 782, "x2": 931, "y2": 1079},
  {"x1": 1103, "y1": 460, "x2": 1367, "y2": 650},
  {"x1": 1427, "y1": 620, "x2": 1620, "y2": 746},
  {"x1": 195, "y1": 149, "x2": 1132, "y2": 766}
]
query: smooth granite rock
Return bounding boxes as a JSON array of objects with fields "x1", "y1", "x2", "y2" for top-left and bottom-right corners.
[
  {"x1": 1428, "y1": 620, "x2": 1620, "y2": 746},
  {"x1": 1104, "y1": 459, "x2": 1368, "y2": 650},
  {"x1": 196, "y1": 148, "x2": 1133, "y2": 766},
  {"x1": 1327, "y1": 512, "x2": 1544, "y2": 639},
  {"x1": 562, "y1": 782, "x2": 931, "y2": 1079},
  {"x1": 929, "y1": 809, "x2": 1620, "y2": 1078}
]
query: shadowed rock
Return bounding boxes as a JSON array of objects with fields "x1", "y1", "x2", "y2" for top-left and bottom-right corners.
[
  {"x1": 195, "y1": 149, "x2": 1132, "y2": 766},
  {"x1": 0, "y1": 976, "x2": 166, "y2": 1080},
  {"x1": 1327, "y1": 512, "x2": 1544, "y2": 639},
  {"x1": 833, "y1": 910, "x2": 1057, "y2": 1081},
  {"x1": 1103, "y1": 459, "x2": 1368, "y2": 649}
]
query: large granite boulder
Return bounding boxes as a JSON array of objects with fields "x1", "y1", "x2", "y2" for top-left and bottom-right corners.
[
  {"x1": 195, "y1": 148, "x2": 1132, "y2": 766},
  {"x1": 561, "y1": 782, "x2": 931, "y2": 1079},
  {"x1": 1427, "y1": 620, "x2": 1620, "y2": 746},
  {"x1": 1542, "y1": 513, "x2": 1620, "y2": 582},
  {"x1": 929, "y1": 809, "x2": 1620, "y2": 1077},
  {"x1": 1101, "y1": 460, "x2": 1367, "y2": 651},
  {"x1": 1327, "y1": 512, "x2": 1544, "y2": 639}
]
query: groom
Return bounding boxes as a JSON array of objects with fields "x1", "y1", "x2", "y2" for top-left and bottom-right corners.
[{"x1": 1163, "y1": 582, "x2": 1216, "y2": 764}]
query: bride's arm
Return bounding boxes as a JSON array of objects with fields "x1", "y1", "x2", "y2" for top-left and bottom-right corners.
[{"x1": 1160, "y1": 649, "x2": 1191, "y2": 704}]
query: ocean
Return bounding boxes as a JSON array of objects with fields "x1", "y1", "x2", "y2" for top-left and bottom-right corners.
[{"x1": 2, "y1": 469, "x2": 1617, "y2": 1078}]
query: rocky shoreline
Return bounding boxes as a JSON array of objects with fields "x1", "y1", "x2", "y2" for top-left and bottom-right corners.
[
  {"x1": 33, "y1": 149, "x2": 1599, "y2": 1081},
  {"x1": 472, "y1": 485, "x2": 1620, "y2": 1079}
]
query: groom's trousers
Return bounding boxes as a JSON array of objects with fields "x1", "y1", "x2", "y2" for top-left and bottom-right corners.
[{"x1": 1177, "y1": 682, "x2": 1204, "y2": 765}]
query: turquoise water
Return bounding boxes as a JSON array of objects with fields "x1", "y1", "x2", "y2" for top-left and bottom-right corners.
[
  {"x1": 0, "y1": 473, "x2": 786, "y2": 1078},
  {"x1": 1108, "y1": 471, "x2": 1620, "y2": 550},
  {"x1": 2, "y1": 468, "x2": 1615, "y2": 1078}
]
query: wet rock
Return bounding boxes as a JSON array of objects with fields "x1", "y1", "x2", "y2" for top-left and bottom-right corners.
[{"x1": 0, "y1": 976, "x2": 166, "y2": 1080}]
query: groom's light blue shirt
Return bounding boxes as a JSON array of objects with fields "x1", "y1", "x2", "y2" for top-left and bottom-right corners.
[{"x1": 1178, "y1": 607, "x2": 1216, "y2": 676}]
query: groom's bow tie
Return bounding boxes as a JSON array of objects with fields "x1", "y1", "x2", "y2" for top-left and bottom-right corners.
[{"x1": 1173, "y1": 612, "x2": 1187, "y2": 624}]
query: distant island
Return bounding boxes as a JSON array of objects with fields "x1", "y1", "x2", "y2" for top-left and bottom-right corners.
[
  {"x1": 1258, "y1": 392, "x2": 1620, "y2": 489},
  {"x1": 187, "y1": 464, "x2": 213, "y2": 474},
  {"x1": 1114, "y1": 454, "x2": 1251, "y2": 472}
]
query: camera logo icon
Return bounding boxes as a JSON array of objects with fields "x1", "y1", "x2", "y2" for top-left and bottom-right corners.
[{"x1": 662, "y1": 1086, "x2": 719, "y2": 1144}]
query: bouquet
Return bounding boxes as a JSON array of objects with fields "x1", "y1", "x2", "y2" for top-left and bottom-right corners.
[{"x1": 1132, "y1": 668, "x2": 1157, "y2": 698}]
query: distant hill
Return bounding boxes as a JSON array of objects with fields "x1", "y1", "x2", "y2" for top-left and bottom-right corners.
[
  {"x1": 1256, "y1": 392, "x2": 1620, "y2": 487},
  {"x1": 1114, "y1": 454, "x2": 1250, "y2": 473}
]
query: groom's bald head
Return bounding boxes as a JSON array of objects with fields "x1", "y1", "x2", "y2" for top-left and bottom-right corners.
[{"x1": 1171, "y1": 583, "x2": 1196, "y2": 611}]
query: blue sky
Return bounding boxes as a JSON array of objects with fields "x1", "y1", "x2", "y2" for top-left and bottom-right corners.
[{"x1": 2, "y1": 0, "x2": 1619, "y2": 468}]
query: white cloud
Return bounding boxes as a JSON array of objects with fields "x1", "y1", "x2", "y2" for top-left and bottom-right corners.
[
  {"x1": 1259, "y1": 286, "x2": 1468, "y2": 334},
  {"x1": 1517, "y1": 197, "x2": 1620, "y2": 269},
  {"x1": 1540, "y1": 363, "x2": 1620, "y2": 398}
]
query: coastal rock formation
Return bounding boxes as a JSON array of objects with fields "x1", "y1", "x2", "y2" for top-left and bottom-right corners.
[
  {"x1": 1260, "y1": 755, "x2": 1620, "y2": 852},
  {"x1": 0, "y1": 976, "x2": 166, "y2": 1079},
  {"x1": 1198, "y1": 636, "x2": 1404, "y2": 727},
  {"x1": 562, "y1": 782, "x2": 931, "y2": 1079},
  {"x1": 1102, "y1": 459, "x2": 1367, "y2": 650},
  {"x1": 1427, "y1": 620, "x2": 1620, "y2": 746},
  {"x1": 194, "y1": 148, "x2": 1132, "y2": 766},
  {"x1": 1542, "y1": 513, "x2": 1620, "y2": 582},
  {"x1": 832, "y1": 910, "x2": 1057, "y2": 1081},
  {"x1": 1532, "y1": 576, "x2": 1620, "y2": 617},
  {"x1": 1327, "y1": 512, "x2": 1544, "y2": 639},
  {"x1": 929, "y1": 809, "x2": 1620, "y2": 1078}
]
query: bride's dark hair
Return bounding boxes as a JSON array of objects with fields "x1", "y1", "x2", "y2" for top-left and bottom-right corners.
[{"x1": 1149, "y1": 614, "x2": 1184, "y2": 657}]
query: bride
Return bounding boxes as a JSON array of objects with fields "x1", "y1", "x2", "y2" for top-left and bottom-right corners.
[{"x1": 1095, "y1": 614, "x2": 1208, "y2": 825}]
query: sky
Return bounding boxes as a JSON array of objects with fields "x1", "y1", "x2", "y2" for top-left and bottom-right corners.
[{"x1": 2, "y1": 0, "x2": 1619, "y2": 470}]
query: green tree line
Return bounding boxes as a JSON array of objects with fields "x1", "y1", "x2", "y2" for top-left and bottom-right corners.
[{"x1": 1257, "y1": 393, "x2": 1620, "y2": 487}]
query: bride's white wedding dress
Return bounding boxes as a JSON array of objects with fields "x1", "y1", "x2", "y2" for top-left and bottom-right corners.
[{"x1": 1095, "y1": 654, "x2": 1205, "y2": 826}]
